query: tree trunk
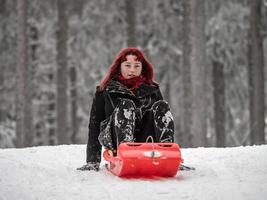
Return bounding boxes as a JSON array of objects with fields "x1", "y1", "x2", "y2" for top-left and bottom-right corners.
[
  {"x1": 180, "y1": 0, "x2": 192, "y2": 147},
  {"x1": 125, "y1": 0, "x2": 136, "y2": 46},
  {"x1": 16, "y1": 0, "x2": 33, "y2": 147},
  {"x1": 0, "y1": 0, "x2": 7, "y2": 121},
  {"x1": 190, "y1": 0, "x2": 207, "y2": 147},
  {"x1": 248, "y1": 0, "x2": 265, "y2": 145},
  {"x1": 47, "y1": 91, "x2": 57, "y2": 145},
  {"x1": 70, "y1": 66, "x2": 78, "y2": 143},
  {"x1": 29, "y1": 25, "x2": 39, "y2": 145},
  {"x1": 56, "y1": 0, "x2": 69, "y2": 144},
  {"x1": 212, "y1": 59, "x2": 225, "y2": 147}
]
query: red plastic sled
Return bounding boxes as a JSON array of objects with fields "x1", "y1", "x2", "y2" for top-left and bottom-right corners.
[{"x1": 103, "y1": 142, "x2": 182, "y2": 177}]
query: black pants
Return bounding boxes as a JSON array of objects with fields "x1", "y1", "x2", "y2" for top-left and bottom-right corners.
[{"x1": 98, "y1": 99, "x2": 174, "y2": 151}]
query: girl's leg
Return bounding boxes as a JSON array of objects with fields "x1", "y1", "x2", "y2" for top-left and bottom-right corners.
[
  {"x1": 98, "y1": 99, "x2": 136, "y2": 151},
  {"x1": 137, "y1": 100, "x2": 174, "y2": 142},
  {"x1": 152, "y1": 100, "x2": 174, "y2": 142},
  {"x1": 113, "y1": 99, "x2": 136, "y2": 146}
]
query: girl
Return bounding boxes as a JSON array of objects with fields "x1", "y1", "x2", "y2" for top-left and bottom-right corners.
[{"x1": 78, "y1": 47, "x2": 175, "y2": 171}]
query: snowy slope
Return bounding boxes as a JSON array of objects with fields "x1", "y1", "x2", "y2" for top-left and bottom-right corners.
[{"x1": 0, "y1": 145, "x2": 267, "y2": 200}]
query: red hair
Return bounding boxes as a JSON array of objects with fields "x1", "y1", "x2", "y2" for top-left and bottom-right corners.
[{"x1": 98, "y1": 47, "x2": 157, "y2": 91}]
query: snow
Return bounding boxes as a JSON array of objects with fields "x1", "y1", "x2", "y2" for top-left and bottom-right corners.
[{"x1": 0, "y1": 145, "x2": 267, "y2": 200}]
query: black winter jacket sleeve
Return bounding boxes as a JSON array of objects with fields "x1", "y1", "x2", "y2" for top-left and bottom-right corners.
[{"x1": 86, "y1": 90, "x2": 105, "y2": 163}]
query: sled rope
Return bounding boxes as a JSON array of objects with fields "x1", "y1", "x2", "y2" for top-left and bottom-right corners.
[{"x1": 145, "y1": 136, "x2": 159, "y2": 165}]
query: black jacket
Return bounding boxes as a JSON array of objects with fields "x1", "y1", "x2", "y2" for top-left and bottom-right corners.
[{"x1": 86, "y1": 79, "x2": 163, "y2": 163}]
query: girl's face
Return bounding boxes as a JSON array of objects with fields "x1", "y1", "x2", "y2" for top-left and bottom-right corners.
[{"x1": 120, "y1": 54, "x2": 142, "y2": 79}]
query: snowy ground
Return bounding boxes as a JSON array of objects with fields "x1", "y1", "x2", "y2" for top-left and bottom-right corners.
[{"x1": 0, "y1": 145, "x2": 267, "y2": 200}]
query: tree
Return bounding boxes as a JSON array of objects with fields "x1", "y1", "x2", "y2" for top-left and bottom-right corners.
[
  {"x1": 207, "y1": 2, "x2": 251, "y2": 146},
  {"x1": 16, "y1": 0, "x2": 33, "y2": 147},
  {"x1": 56, "y1": 0, "x2": 69, "y2": 144},
  {"x1": 70, "y1": 65, "x2": 78, "y2": 143},
  {"x1": 212, "y1": 57, "x2": 225, "y2": 147},
  {"x1": 190, "y1": 0, "x2": 208, "y2": 147},
  {"x1": 0, "y1": 0, "x2": 7, "y2": 121},
  {"x1": 248, "y1": 0, "x2": 265, "y2": 145},
  {"x1": 125, "y1": 0, "x2": 136, "y2": 46},
  {"x1": 180, "y1": 0, "x2": 192, "y2": 147}
]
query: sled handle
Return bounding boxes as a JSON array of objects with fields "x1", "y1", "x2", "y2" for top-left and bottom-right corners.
[
  {"x1": 145, "y1": 136, "x2": 155, "y2": 152},
  {"x1": 126, "y1": 143, "x2": 142, "y2": 147},
  {"x1": 145, "y1": 135, "x2": 154, "y2": 143},
  {"x1": 158, "y1": 144, "x2": 173, "y2": 147}
]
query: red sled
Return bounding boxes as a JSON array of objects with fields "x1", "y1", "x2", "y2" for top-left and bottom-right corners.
[{"x1": 103, "y1": 142, "x2": 182, "y2": 178}]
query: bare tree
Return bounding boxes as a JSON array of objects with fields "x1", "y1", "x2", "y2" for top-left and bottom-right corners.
[
  {"x1": 180, "y1": 0, "x2": 192, "y2": 147},
  {"x1": 16, "y1": 0, "x2": 33, "y2": 147},
  {"x1": 248, "y1": 0, "x2": 265, "y2": 145},
  {"x1": 0, "y1": 0, "x2": 7, "y2": 121},
  {"x1": 190, "y1": 0, "x2": 208, "y2": 147},
  {"x1": 125, "y1": 0, "x2": 136, "y2": 46},
  {"x1": 212, "y1": 57, "x2": 225, "y2": 147},
  {"x1": 29, "y1": 25, "x2": 40, "y2": 145},
  {"x1": 48, "y1": 89, "x2": 57, "y2": 145},
  {"x1": 56, "y1": 0, "x2": 69, "y2": 144},
  {"x1": 70, "y1": 66, "x2": 78, "y2": 143}
]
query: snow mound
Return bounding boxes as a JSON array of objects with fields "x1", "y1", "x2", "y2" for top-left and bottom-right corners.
[{"x1": 0, "y1": 145, "x2": 267, "y2": 200}]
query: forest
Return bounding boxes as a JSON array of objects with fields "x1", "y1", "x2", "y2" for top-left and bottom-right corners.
[{"x1": 0, "y1": 0, "x2": 266, "y2": 148}]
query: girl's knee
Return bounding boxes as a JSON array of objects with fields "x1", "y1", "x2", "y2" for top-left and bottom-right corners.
[
  {"x1": 151, "y1": 100, "x2": 170, "y2": 111},
  {"x1": 118, "y1": 98, "x2": 136, "y2": 109}
]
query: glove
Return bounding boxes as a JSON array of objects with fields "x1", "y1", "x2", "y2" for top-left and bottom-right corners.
[{"x1": 77, "y1": 162, "x2": 100, "y2": 171}]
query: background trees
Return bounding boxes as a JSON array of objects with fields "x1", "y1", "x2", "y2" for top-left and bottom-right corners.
[
  {"x1": 180, "y1": 0, "x2": 192, "y2": 148},
  {"x1": 15, "y1": 0, "x2": 33, "y2": 147},
  {"x1": 56, "y1": 0, "x2": 69, "y2": 144},
  {"x1": 190, "y1": 0, "x2": 208, "y2": 147},
  {"x1": 0, "y1": 0, "x2": 266, "y2": 148},
  {"x1": 125, "y1": 0, "x2": 136, "y2": 46},
  {"x1": 248, "y1": 0, "x2": 265, "y2": 145}
]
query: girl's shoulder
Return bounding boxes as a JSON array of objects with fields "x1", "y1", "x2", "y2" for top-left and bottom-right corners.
[
  {"x1": 144, "y1": 82, "x2": 160, "y2": 90},
  {"x1": 94, "y1": 86, "x2": 106, "y2": 99},
  {"x1": 134, "y1": 82, "x2": 160, "y2": 97},
  {"x1": 151, "y1": 82, "x2": 160, "y2": 88}
]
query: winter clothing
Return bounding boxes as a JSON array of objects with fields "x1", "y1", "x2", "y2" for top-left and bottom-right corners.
[
  {"x1": 116, "y1": 74, "x2": 146, "y2": 90},
  {"x1": 98, "y1": 98, "x2": 174, "y2": 151},
  {"x1": 85, "y1": 79, "x2": 175, "y2": 164}
]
